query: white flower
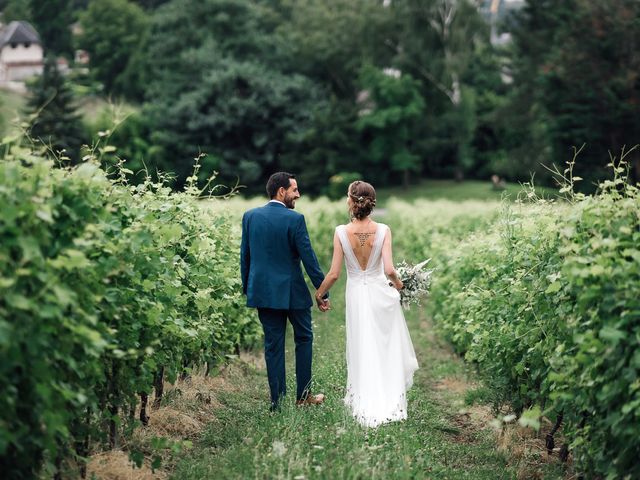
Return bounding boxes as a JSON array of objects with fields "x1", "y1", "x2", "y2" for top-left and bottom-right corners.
[{"x1": 272, "y1": 440, "x2": 287, "y2": 457}]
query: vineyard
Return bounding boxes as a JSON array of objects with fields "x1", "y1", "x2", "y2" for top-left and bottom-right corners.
[
  {"x1": 1, "y1": 145, "x2": 639, "y2": 479},
  {"x1": 0, "y1": 146, "x2": 261, "y2": 478},
  {"x1": 427, "y1": 178, "x2": 640, "y2": 478}
]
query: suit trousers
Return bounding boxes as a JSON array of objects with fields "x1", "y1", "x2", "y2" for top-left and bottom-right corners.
[{"x1": 257, "y1": 308, "x2": 314, "y2": 408}]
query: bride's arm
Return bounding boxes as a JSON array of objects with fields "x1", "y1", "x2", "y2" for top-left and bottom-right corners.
[
  {"x1": 381, "y1": 227, "x2": 403, "y2": 290},
  {"x1": 315, "y1": 231, "x2": 344, "y2": 301}
]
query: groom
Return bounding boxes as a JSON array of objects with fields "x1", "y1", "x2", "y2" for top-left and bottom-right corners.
[{"x1": 240, "y1": 172, "x2": 329, "y2": 411}]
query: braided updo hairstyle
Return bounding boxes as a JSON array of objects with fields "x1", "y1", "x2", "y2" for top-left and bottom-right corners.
[{"x1": 348, "y1": 180, "x2": 376, "y2": 220}]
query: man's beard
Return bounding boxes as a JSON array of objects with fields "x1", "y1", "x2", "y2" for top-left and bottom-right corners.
[{"x1": 284, "y1": 194, "x2": 296, "y2": 209}]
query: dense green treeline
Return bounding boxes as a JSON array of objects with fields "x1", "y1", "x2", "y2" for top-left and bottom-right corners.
[
  {"x1": 504, "y1": 0, "x2": 640, "y2": 190},
  {"x1": 7, "y1": 0, "x2": 640, "y2": 194}
]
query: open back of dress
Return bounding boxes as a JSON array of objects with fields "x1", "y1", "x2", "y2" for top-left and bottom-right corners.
[{"x1": 336, "y1": 223, "x2": 419, "y2": 427}]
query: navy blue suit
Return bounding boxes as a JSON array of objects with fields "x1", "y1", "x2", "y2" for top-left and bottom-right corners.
[{"x1": 240, "y1": 201, "x2": 326, "y2": 407}]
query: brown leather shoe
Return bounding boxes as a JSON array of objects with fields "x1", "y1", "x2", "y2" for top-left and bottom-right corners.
[{"x1": 296, "y1": 393, "x2": 326, "y2": 406}]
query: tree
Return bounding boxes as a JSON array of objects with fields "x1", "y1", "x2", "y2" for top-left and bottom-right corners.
[
  {"x1": 1, "y1": 0, "x2": 32, "y2": 23},
  {"x1": 279, "y1": 99, "x2": 364, "y2": 196},
  {"x1": 388, "y1": 0, "x2": 491, "y2": 180},
  {"x1": 356, "y1": 66, "x2": 425, "y2": 188},
  {"x1": 79, "y1": 0, "x2": 149, "y2": 98},
  {"x1": 29, "y1": 0, "x2": 73, "y2": 57},
  {"x1": 278, "y1": 0, "x2": 393, "y2": 99},
  {"x1": 131, "y1": 0, "x2": 170, "y2": 8},
  {"x1": 26, "y1": 57, "x2": 86, "y2": 162},
  {"x1": 503, "y1": 0, "x2": 640, "y2": 187},
  {"x1": 464, "y1": 43, "x2": 510, "y2": 180},
  {"x1": 120, "y1": 0, "x2": 512, "y2": 191},
  {"x1": 146, "y1": 53, "x2": 323, "y2": 191},
  {"x1": 140, "y1": 0, "x2": 325, "y2": 190},
  {"x1": 143, "y1": 0, "x2": 285, "y2": 88},
  {"x1": 273, "y1": 0, "x2": 396, "y2": 191}
]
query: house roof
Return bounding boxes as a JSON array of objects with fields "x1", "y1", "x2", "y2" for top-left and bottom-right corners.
[{"x1": 0, "y1": 21, "x2": 41, "y2": 48}]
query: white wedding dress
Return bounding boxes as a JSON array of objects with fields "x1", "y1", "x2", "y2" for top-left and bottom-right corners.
[{"x1": 336, "y1": 223, "x2": 419, "y2": 427}]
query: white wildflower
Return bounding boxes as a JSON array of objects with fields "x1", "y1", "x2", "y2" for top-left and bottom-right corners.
[{"x1": 272, "y1": 440, "x2": 287, "y2": 457}]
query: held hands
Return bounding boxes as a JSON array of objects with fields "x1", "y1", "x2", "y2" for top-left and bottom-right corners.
[{"x1": 315, "y1": 293, "x2": 330, "y2": 312}]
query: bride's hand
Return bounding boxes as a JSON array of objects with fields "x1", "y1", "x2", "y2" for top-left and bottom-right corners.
[
  {"x1": 395, "y1": 280, "x2": 404, "y2": 291},
  {"x1": 315, "y1": 292, "x2": 330, "y2": 312}
]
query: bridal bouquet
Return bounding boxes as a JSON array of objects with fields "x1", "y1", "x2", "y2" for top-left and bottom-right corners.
[{"x1": 395, "y1": 259, "x2": 434, "y2": 309}]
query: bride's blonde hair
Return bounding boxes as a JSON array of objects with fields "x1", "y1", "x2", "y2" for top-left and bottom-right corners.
[{"x1": 348, "y1": 181, "x2": 376, "y2": 220}]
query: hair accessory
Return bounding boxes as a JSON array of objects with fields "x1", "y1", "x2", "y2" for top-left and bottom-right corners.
[{"x1": 358, "y1": 196, "x2": 363, "y2": 201}]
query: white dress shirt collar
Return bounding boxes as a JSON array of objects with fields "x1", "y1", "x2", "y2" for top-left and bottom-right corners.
[{"x1": 269, "y1": 199, "x2": 286, "y2": 207}]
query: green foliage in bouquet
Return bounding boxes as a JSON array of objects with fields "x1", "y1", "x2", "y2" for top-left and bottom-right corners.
[{"x1": 395, "y1": 259, "x2": 434, "y2": 310}]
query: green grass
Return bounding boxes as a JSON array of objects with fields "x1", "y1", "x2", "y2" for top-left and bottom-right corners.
[
  {"x1": 0, "y1": 88, "x2": 139, "y2": 137},
  {"x1": 375, "y1": 179, "x2": 558, "y2": 205},
  {"x1": 226, "y1": 179, "x2": 559, "y2": 211},
  {"x1": 77, "y1": 96, "x2": 139, "y2": 126},
  {"x1": 0, "y1": 88, "x2": 27, "y2": 137},
  {"x1": 170, "y1": 278, "x2": 567, "y2": 479}
]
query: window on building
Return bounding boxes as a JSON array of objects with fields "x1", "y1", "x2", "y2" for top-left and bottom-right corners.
[{"x1": 24, "y1": 42, "x2": 31, "y2": 48}]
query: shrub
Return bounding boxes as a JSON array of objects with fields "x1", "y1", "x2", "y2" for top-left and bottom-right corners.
[
  {"x1": 0, "y1": 143, "x2": 260, "y2": 477},
  {"x1": 429, "y1": 164, "x2": 640, "y2": 478}
]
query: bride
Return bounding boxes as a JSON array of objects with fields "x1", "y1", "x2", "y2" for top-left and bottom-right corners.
[{"x1": 315, "y1": 181, "x2": 419, "y2": 427}]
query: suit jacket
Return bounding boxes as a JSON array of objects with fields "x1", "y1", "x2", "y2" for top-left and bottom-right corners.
[{"x1": 240, "y1": 202, "x2": 326, "y2": 309}]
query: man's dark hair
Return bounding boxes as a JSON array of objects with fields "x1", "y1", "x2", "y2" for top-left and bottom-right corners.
[{"x1": 266, "y1": 172, "x2": 295, "y2": 198}]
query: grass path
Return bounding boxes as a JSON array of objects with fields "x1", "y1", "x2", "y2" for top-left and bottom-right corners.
[{"x1": 170, "y1": 279, "x2": 566, "y2": 479}]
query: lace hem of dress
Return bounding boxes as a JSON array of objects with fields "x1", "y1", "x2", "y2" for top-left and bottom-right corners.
[{"x1": 344, "y1": 389, "x2": 410, "y2": 428}]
